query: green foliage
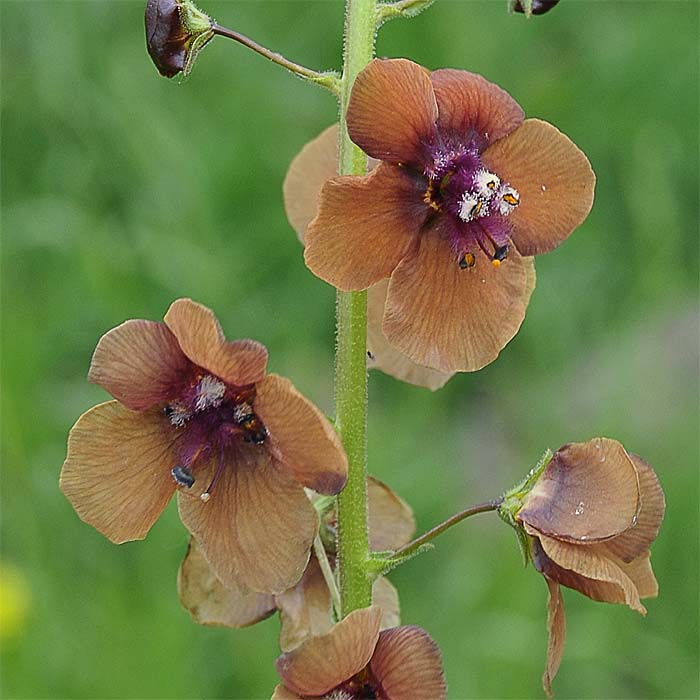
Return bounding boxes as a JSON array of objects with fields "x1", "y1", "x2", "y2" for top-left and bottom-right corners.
[{"x1": 1, "y1": 1, "x2": 698, "y2": 698}]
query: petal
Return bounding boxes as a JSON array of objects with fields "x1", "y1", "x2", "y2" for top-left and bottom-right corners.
[
  {"x1": 284, "y1": 125, "x2": 340, "y2": 244},
  {"x1": 276, "y1": 606, "x2": 382, "y2": 696},
  {"x1": 88, "y1": 320, "x2": 190, "y2": 410},
  {"x1": 373, "y1": 576, "x2": 401, "y2": 630},
  {"x1": 304, "y1": 164, "x2": 426, "y2": 292},
  {"x1": 383, "y1": 230, "x2": 536, "y2": 373},
  {"x1": 536, "y1": 534, "x2": 646, "y2": 614},
  {"x1": 482, "y1": 119, "x2": 595, "y2": 256},
  {"x1": 60, "y1": 401, "x2": 177, "y2": 543},
  {"x1": 277, "y1": 556, "x2": 333, "y2": 652},
  {"x1": 177, "y1": 538, "x2": 276, "y2": 628},
  {"x1": 178, "y1": 446, "x2": 318, "y2": 593},
  {"x1": 604, "y1": 454, "x2": 665, "y2": 562},
  {"x1": 271, "y1": 686, "x2": 303, "y2": 700},
  {"x1": 370, "y1": 625, "x2": 446, "y2": 700},
  {"x1": 255, "y1": 374, "x2": 347, "y2": 495},
  {"x1": 367, "y1": 476, "x2": 415, "y2": 552},
  {"x1": 164, "y1": 299, "x2": 268, "y2": 386},
  {"x1": 621, "y1": 552, "x2": 659, "y2": 599},
  {"x1": 542, "y1": 577, "x2": 566, "y2": 700},
  {"x1": 430, "y1": 69, "x2": 524, "y2": 146},
  {"x1": 347, "y1": 59, "x2": 438, "y2": 167},
  {"x1": 519, "y1": 438, "x2": 641, "y2": 543},
  {"x1": 367, "y1": 281, "x2": 455, "y2": 391}
]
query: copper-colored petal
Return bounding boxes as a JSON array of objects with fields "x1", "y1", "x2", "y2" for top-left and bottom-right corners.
[
  {"x1": 271, "y1": 685, "x2": 303, "y2": 700},
  {"x1": 542, "y1": 577, "x2": 566, "y2": 700},
  {"x1": 164, "y1": 299, "x2": 268, "y2": 386},
  {"x1": 347, "y1": 58, "x2": 438, "y2": 167},
  {"x1": 383, "y1": 230, "x2": 535, "y2": 373},
  {"x1": 277, "y1": 556, "x2": 333, "y2": 652},
  {"x1": 519, "y1": 438, "x2": 641, "y2": 544},
  {"x1": 178, "y1": 447, "x2": 318, "y2": 594},
  {"x1": 482, "y1": 119, "x2": 595, "y2": 256},
  {"x1": 604, "y1": 454, "x2": 665, "y2": 562},
  {"x1": 367, "y1": 476, "x2": 415, "y2": 552},
  {"x1": 304, "y1": 164, "x2": 426, "y2": 292},
  {"x1": 255, "y1": 374, "x2": 347, "y2": 495},
  {"x1": 621, "y1": 552, "x2": 659, "y2": 599},
  {"x1": 370, "y1": 625, "x2": 446, "y2": 700},
  {"x1": 373, "y1": 576, "x2": 401, "y2": 630},
  {"x1": 60, "y1": 401, "x2": 176, "y2": 543},
  {"x1": 430, "y1": 69, "x2": 524, "y2": 145},
  {"x1": 88, "y1": 320, "x2": 190, "y2": 410},
  {"x1": 276, "y1": 606, "x2": 382, "y2": 696},
  {"x1": 284, "y1": 125, "x2": 340, "y2": 244},
  {"x1": 367, "y1": 281, "x2": 455, "y2": 390},
  {"x1": 537, "y1": 534, "x2": 646, "y2": 614},
  {"x1": 177, "y1": 538, "x2": 276, "y2": 628}
]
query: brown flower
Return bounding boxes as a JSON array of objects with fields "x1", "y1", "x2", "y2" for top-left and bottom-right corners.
[
  {"x1": 60, "y1": 298, "x2": 347, "y2": 593},
  {"x1": 284, "y1": 124, "x2": 453, "y2": 390},
  {"x1": 304, "y1": 58, "x2": 595, "y2": 373},
  {"x1": 272, "y1": 606, "x2": 446, "y2": 700},
  {"x1": 178, "y1": 476, "x2": 414, "y2": 651},
  {"x1": 503, "y1": 438, "x2": 665, "y2": 697}
]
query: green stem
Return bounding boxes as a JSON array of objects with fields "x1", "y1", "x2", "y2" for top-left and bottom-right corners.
[
  {"x1": 392, "y1": 500, "x2": 501, "y2": 560},
  {"x1": 212, "y1": 24, "x2": 340, "y2": 95},
  {"x1": 334, "y1": 0, "x2": 377, "y2": 618}
]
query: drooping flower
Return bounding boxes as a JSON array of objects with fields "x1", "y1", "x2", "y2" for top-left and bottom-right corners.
[
  {"x1": 304, "y1": 58, "x2": 595, "y2": 373},
  {"x1": 284, "y1": 125, "x2": 453, "y2": 390},
  {"x1": 178, "y1": 476, "x2": 414, "y2": 651},
  {"x1": 60, "y1": 298, "x2": 347, "y2": 593},
  {"x1": 272, "y1": 606, "x2": 446, "y2": 700},
  {"x1": 145, "y1": 0, "x2": 214, "y2": 78},
  {"x1": 499, "y1": 438, "x2": 664, "y2": 697}
]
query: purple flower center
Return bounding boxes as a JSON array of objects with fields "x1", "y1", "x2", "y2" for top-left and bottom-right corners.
[
  {"x1": 423, "y1": 141, "x2": 520, "y2": 268},
  {"x1": 164, "y1": 372, "x2": 268, "y2": 500}
]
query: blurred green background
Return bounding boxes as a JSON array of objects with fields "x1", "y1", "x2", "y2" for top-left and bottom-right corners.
[{"x1": 2, "y1": 1, "x2": 698, "y2": 698}]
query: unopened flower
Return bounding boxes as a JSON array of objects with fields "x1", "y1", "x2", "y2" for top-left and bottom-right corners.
[
  {"x1": 272, "y1": 606, "x2": 446, "y2": 700},
  {"x1": 178, "y1": 477, "x2": 414, "y2": 651},
  {"x1": 500, "y1": 438, "x2": 664, "y2": 697},
  {"x1": 60, "y1": 298, "x2": 347, "y2": 593},
  {"x1": 284, "y1": 125, "x2": 453, "y2": 390},
  {"x1": 304, "y1": 59, "x2": 595, "y2": 373},
  {"x1": 511, "y1": 0, "x2": 561, "y2": 16},
  {"x1": 145, "y1": 0, "x2": 214, "y2": 78}
]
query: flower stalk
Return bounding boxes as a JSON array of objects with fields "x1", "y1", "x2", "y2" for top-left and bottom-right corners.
[
  {"x1": 212, "y1": 23, "x2": 340, "y2": 95},
  {"x1": 334, "y1": 0, "x2": 378, "y2": 617}
]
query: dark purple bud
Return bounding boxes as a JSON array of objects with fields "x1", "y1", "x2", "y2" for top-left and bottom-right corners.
[
  {"x1": 511, "y1": 0, "x2": 560, "y2": 16},
  {"x1": 145, "y1": 0, "x2": 214, "y2": 78}
]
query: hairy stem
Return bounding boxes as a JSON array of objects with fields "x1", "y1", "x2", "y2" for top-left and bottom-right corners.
[
  {"x1": 212, "y1": 24, "x2": 340, "y2": 94},
  {"x1": 334, "y1": 0, "x2": 377, "y2": 618},
  {"x1": 392, "y1": 500, "x2": 501, "y2": 560}
]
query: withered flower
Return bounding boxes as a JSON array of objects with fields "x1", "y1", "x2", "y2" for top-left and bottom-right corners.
[
  {"x1": 145, "y1": 0, "x2": 214, "y2": 78},
  {"x1": 500, "y1": 438, "x2": 665, "y2": 697},
  {"x1": 60, "y1": 298, "x2": 347, "y2": 593},
  {"x1": 272, "y1": 606, "x2": 446, "y2": 700},
  {"x1": 178, "y1": 476, "x2": 414, "y2": 651},
  {"x1": 284, "y1": 125, "x2": 453, "y2": 390},
  {"x1": 304, "y1": 58, "x2": 595, "y2": 373}
]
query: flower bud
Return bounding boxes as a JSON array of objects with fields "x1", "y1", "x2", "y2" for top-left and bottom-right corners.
[
  {"x1": 510, "y1": 0, "x2": 561, "y2": 16},
  {"x1": 145, "y1": 0, "x2": 214, "y2": 78}
]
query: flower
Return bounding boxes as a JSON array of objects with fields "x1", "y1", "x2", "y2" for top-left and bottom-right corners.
[
  {"x1": 500, "y1": 438, "x2": 664, "y2": 697},
  {"x1": 272, "y1": 606, "x2": 446, "y2": 700},
  {"x1": 284, "y1": 125, "x2": 453, "y2": 390},
  {"x1": 60, "y1": 298, "x2": 347, "y2": 593},
  {"x1": 145, "y1": 0, "x2": 214, "y2": 78},
  {"x1": 178, "y1": 476, "x2": 414, "y2": 651},
  {"x1": 511, "y1": 0, "x2": 561, "y2": 15},
  {"x1": 304, "y1": 58, "x2": 595, "y2": 373}
]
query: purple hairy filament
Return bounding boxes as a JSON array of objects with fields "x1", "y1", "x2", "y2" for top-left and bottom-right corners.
[
  {"x1": 420, "y1": 138, "x2": 520, "y2": 269},
  {"x1": 163, "y1": 371, "x2": 268, "y2": 501}
]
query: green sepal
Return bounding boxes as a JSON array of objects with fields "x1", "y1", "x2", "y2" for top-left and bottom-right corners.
[
  {"x1": 365, "y1": 544, "x2": 434, "y2": 578},
  {"x1": 376, "y1": 0, "x2": 436, "y2": 27},
  {"x1": 508, "y1": 0, "x2": 534, "y2": 17}
]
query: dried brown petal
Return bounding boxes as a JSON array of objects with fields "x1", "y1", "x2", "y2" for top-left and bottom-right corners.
[
  {"x1": 542, "y1": 576, "x2": 565, "y2": 699},
  {"x1": 367, "y1": 476, "x2": 415, "y2": 552}
]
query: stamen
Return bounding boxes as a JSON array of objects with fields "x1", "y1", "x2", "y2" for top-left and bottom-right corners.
[
  {"x1": 475, "y1": 169, "x2": 500, "y2": 197},
  {"x1": 171, "y1": 465, "x2": 195, "y2": 488},
  {"x1": 459, "y1": 193, "x2": 482, "y2": 222},
  {"x1": 164, "y1": 402, "x2": 191, "y2": 427},
  {"x1": 497, "y1": 186, "x2": 520, "y2": 216},
  {"x1": 494, "y1": 244, "x2": 509, "y2": 263},
  {"x1": 195, "y1": 375, "x2": 226, "y2": 412},
  {"x1": 201, "y1": 445, "x2": 226, "y2": 502},
  {"x1": 458, "y1": 251, "x2": 476, "y2": 269}
]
